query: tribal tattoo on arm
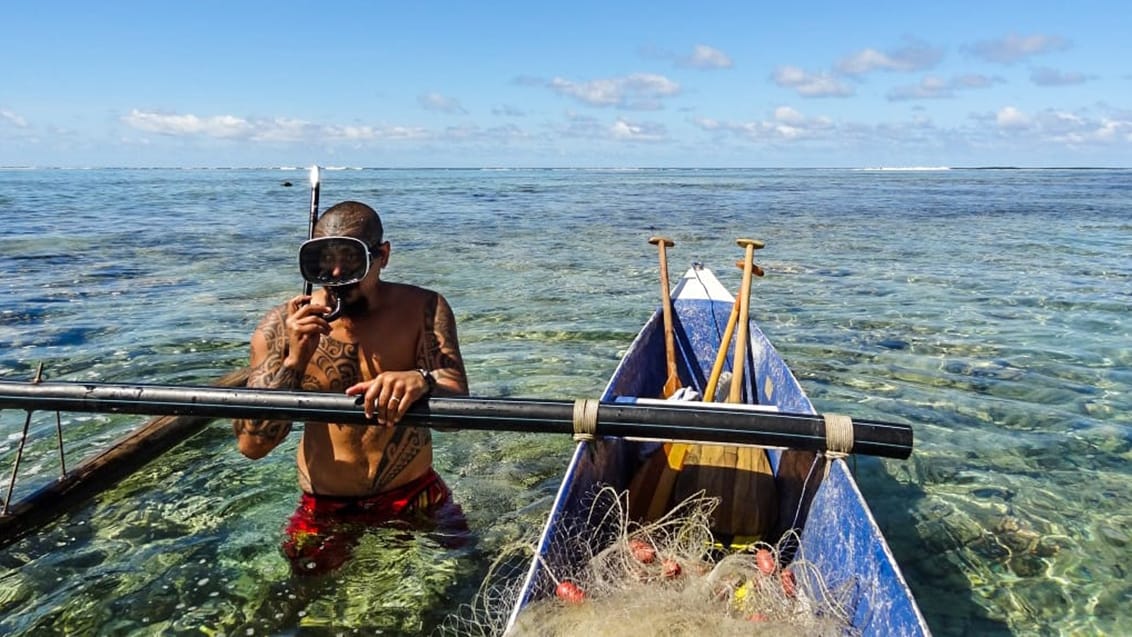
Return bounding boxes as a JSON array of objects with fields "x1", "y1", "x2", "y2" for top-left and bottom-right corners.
[
  {"x1": 418, "y1": 292, "x2": 469, "y2": 396},
  {"x1": 234, "y1": 307, "x2": 300, "y2": 444}
]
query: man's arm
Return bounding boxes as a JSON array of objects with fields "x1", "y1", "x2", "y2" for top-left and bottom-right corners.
[
  {"x1": 232, "y1": 306, "x2": 305, "y2": 459},
  {"x1": 345, "y1": 290, "x2": 469, "y2": 424},
  {"x1": 423, "y1": 292, "x2": 469, "y2": 397}
]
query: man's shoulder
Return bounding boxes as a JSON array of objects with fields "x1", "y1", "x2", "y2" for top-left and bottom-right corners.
[
  {"x1": 255, "y1": 302, "x2": 289, "y2": 329},
  {"x1": 384, "y1": 281, "x2": 441, "y2": 302}
]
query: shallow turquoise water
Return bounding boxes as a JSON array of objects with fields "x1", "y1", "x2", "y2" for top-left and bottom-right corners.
[{"x1": 1, "y1": 167, "x2": 1129, "y2": 635}]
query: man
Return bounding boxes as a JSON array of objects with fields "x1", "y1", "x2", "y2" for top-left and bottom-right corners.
[{"x1": 233, "y1": 200, "x2": 469, "y2": 574}]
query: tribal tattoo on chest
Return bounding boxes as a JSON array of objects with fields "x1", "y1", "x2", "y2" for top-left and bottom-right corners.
[{"x1": 307, "y1": 336, "x2": 360, "y2": 391}]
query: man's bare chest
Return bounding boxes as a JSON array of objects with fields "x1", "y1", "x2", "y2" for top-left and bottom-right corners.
[{"x1": 304, "y1": 330, "x2": 419, "y2": 391}]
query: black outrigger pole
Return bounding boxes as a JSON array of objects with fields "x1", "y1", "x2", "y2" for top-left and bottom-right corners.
[{"x1": 0, "y1": 380, "x2": 914, "y2": 460}]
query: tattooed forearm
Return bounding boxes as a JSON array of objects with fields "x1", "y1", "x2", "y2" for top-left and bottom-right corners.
[
  {"x1": 248, "y1": 361, "x2": 302, "y2": 389},
  {"x1": 233, "y1": 418, "x2": 292, "y2": 440}
]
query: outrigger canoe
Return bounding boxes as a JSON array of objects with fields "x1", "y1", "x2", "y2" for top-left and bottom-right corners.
[{"x1": 507, "y1": 264, "x2": 930, "y2": 635}]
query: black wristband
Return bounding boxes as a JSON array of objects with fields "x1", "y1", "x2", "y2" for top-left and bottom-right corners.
[{"x1": 417, "y1": 368, "x2": 436, "y2": 394}]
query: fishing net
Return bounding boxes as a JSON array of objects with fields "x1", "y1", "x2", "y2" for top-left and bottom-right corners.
[{"x1": 440, "y1": 486, "x2": 854, "y2": 636}]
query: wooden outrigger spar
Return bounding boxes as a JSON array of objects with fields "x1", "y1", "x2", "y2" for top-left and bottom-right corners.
[{"x1": 0, "y1": 368, "x2": 249, "y2": 548}]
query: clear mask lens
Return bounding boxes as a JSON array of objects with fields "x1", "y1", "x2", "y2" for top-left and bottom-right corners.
[{"x1": 298, "y1": 236, "x2": 372, "y2": 287}]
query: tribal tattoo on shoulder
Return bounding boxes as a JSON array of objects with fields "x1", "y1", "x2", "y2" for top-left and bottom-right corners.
[
  {"x1": 246, "y1": 307, "x2": 296, "y2": 389},
  {"x1": 417, "y1": 292, "x2": 465, "y2": 383},
  {"x1": 236, "y1": 307, "x2": 294, "y2": 440}
]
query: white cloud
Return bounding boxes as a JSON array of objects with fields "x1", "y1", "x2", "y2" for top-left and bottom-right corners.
[
  {"x1": 888, "y1": 74, "x2": 1002, "y2": 101},
  {"x1": 680, "y1": 44, "x2": 733, "y2": 70},
  {"x1": 985, "y1": 106, "x2": 1132, "y2": 146},
  {"x1": 693, "y1": 106, "x2": 834, "y2": 142},
  {"x1": 773, "y1": 106, "x2": 806, "y2": 126},
  {"x1": 610, "y1": 118, "x2": 667, "y2": 141},
  {"x1": 953, "y1": 74, "x2": 1001, "y2": 89},
  {"x1": 1030, "y1": 67, "x2": 1091, "y2": 86},
  {"x1": 772, "y1": 66, "x2": 854, "y2": 98},
  {"x1": 966, "y1": 33, "x2": 1070, "y2": 64},
  {"x1": 551, "y1": 112, "x2": 667, "y2": 142},
  {"x1": 492, "y1": 105, "x2": 526, "y2": 117},
  {"x1": 121, "y1": 109, "x2": 427, "y2": 143},
  {"x1": 996, "y1": 106, "x2": 1032, "y2": 130},
  {"x1": 433, "y1": 123, "x2": 529, "y2": 144},
  {"x1": 888, "y1": 75, "x2": 953, "y2": 101},
  {"x1": 1036, "y1": 110, "x2": 1132, "y2": 145},
  {"x1": 837, "y1": 39, "x2": 943, "y2": 75},
  {"x1": 122, "y1": 110, "x2": 252, "y2": 138},
  {"x1": 1, "y1": 109, "x2": 28, "y2": 128},
  {"x1": 547, "y1": 73, "x2": 681, "y2": 110},
  {"x1": 418, "y1": 92, "x2": 468, "y2": 114}
]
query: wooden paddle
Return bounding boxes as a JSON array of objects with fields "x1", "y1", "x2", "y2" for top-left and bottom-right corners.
[
  {"x1": 728, "y1": 239, "x2": 764, "y2": 403},
  {"x1": 649, "y1": 236, "x2": 680, "y2": 398},
  {"x1": 633, "y1": 237, "x2": 683, "y2": 521},
  {"x1": 703, "y1": 255, "x2": 764, "y2": 402}
]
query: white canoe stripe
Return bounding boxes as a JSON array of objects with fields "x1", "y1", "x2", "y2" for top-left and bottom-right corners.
[{"x1": 671, "y1": 266, "x2": 734, "y2": 302}]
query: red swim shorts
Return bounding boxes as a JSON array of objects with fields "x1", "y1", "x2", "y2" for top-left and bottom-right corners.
[{"x1": 281, "y1": 469, "x2": 467, "y2": 575}]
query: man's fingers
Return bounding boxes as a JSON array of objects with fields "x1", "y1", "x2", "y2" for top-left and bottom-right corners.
[{"x1": 349, "y1": 373, "x2": 425, "y2": 424}]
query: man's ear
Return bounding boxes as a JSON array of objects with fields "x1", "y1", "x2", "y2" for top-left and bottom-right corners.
[{"x1": 378, "y1": 241, "x2": 391, "y2": 268}]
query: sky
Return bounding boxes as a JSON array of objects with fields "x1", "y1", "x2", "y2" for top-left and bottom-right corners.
[{"x1": 2, "y1": 1, "x2": 1129, "y2": 168}]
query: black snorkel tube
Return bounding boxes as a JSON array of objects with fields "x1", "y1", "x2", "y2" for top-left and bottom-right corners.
[{"x1": 303, "y1": 165, "x2": 343, "y2": 322}]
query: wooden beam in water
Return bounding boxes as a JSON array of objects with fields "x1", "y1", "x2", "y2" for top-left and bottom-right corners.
[{"x1": 0, "y1": 367, "x2": 250, "y2": 550}]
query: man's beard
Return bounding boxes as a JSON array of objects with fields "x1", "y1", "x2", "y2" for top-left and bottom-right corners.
[{"x1": 334, "y1": 284, "x2": 369, "y2": 318}]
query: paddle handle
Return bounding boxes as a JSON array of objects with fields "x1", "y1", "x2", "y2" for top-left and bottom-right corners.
[
  {"x1": 649, "y1": 237, "x2": 680, "y2": 397},
  {"x1": 728, "y1": 239, "x2": 764, "y2": 403}
]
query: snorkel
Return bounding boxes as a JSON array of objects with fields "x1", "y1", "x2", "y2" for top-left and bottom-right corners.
[
  {"x1": 302, "y1": 165, "x2": 344, "y2": 322},
  {"x1": 322, "y1": 285, "x2": 345, "y2": 323}
]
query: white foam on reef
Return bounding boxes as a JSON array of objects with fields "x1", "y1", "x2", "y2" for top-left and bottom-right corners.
[{"x1": 855, "y1": 166, "x2": 952, "y2": 171}]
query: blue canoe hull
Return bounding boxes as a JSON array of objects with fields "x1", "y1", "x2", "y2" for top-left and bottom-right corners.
[{"x1": 509, "y1": 265, "x2": 929, "y2": 635}]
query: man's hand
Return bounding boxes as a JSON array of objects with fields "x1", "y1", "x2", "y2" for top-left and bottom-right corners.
[
  {"x1": 283, "y1": 294, "x2": 332, "y2": 370},
  {"x1": 345, "y1": 370, "x2": 431, "y2": 426}
]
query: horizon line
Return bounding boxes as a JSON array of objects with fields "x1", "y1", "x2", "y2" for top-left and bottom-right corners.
[{"x1": 2, "y1": 165, "x2": 1129, "y2": 171}]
